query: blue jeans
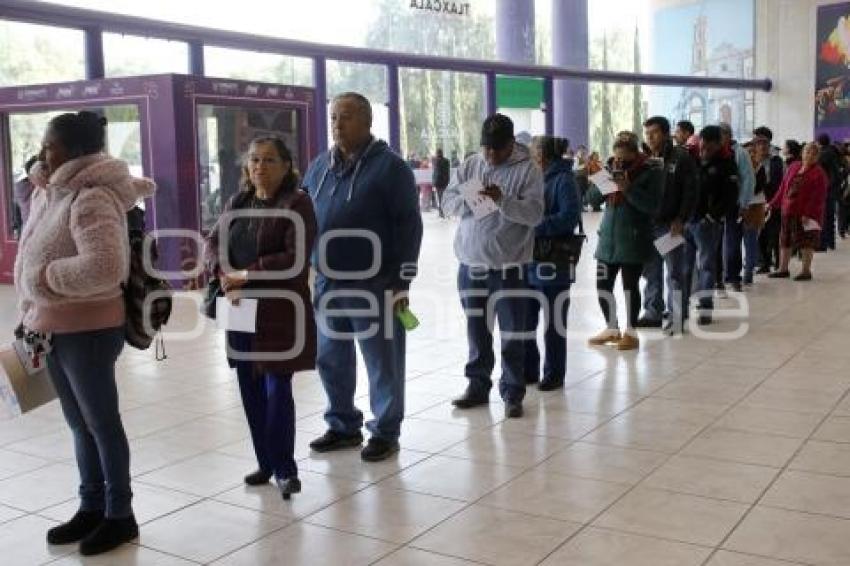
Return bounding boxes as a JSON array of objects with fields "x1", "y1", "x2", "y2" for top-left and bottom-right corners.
[
  {"x1": 314, "y1": 276, "x2": 406, "y2": 442},
  {"x1": 642, "y1": 224, "x2": 687, "y2": 328},
  {"x1": 523, "y1": 275, "x2": 571, "y2": 386},
  {"x1": 229, "y1": 332, "x2": 297, "y2": 480},
  {"x1": 47, "y1": 327, "x2": 130, "y2": 518},
  {"x1": 458, "y1": 264, "x2": 528, "y2": 403},
  {"x1": 742, "y1": 225, "x2": 760, "y2": 281},
  {"x1": 684, "y1": 220, "x2": 723, "y2": 315},
  {"x1": 723, "y1": 210, "x2": 744, "y2": 284}
]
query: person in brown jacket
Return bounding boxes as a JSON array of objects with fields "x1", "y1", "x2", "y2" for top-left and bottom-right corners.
[{"x1": 205, "y1": 136, "x2": 317, "y2": 500}]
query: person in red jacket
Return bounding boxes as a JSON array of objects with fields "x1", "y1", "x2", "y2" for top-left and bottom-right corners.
[{"x1": 768, "y1": 142, "x2": 829, "y2": 281}]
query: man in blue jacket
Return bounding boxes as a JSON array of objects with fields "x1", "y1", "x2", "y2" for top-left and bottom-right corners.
[
  {"x1": 442, "y1": 114, "x2": 544, "y2": 418},
  {"x1": 302, "y1": 92, "x2": 423, "y2": 462}
]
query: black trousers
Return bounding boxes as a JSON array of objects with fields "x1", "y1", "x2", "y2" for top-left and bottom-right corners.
[
  {"x1": 759, "y1": 213, "x2": 781, "y2": 268},
  {"x1": 596, "y1": 262, "x2": 643, "y2": 329}
]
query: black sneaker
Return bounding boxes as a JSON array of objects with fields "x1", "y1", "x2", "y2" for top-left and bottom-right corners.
[
  {"x1": 244, "y1": 469, "x2": 272, "y2": 486},
  {"x1": 309, "y1": 430, "x2": 364, "y2": 453},
  {"x1": 537, "y1": 380, "x2": 564, "y2": 392},
  {"x1": 276, "y1": 477, "x2": 301, "y2": 500},
  {"x1": 451, "y1": 388, "x2": 489, "y2": 409},
  {"x1": 47, "y1": 510, "x2": 104, "y2": 545},
  {"x1": 505, "y1": 400, "x2": 524, "y2": 419},
  {"x1": 634, "y1": 317, "x2": 662, "y2": 329},
  {"x1": 361, "y1": 438, "x2": 400, "y2": 462},
  {"x1": 79, "y1": 515, "x2": 139, "y2": 556}
]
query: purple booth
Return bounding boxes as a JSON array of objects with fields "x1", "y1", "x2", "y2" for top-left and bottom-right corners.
[{"x1": 0, "y1": 73, "x2": 316, "y2": 285}]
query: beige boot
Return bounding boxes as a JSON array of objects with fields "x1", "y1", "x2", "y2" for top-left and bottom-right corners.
[
  {"x1": 616, "y1": 332, "x2": 640, "y2": 351},
  {"x1": 588, "y1": 329, "x2": 621, "y2": 346}
]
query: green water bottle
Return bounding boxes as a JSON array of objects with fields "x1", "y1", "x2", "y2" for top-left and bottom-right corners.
[{"x1": 396, "y1": 306, "x2": 420, "y2": 331}]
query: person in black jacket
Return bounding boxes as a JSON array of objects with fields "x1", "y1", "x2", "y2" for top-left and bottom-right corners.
[
  {"x1": 817, "y1": 133, "x2": 842, "y2": 250},
  {"x1": 752, "y1": 127, "x2": 785, "y2": 273},
  {"x1": 682, "y1": 126, "x2": 739, "y2": 326},
  {"x1": 636, "y1": 116, "x2": 699, "y2": 335},
  {"x1": 431, "y1": 148, "x2": 451, "y2": 218}
]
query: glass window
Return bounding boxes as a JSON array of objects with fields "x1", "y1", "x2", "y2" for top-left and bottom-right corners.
[
  {"x1": 104, "y1": 33, "x2": 188, "y2": 77},
  {"x1": 326, "y1": 61, "x2": 389, "y2": 146},
  {"x1": 496, "y1": 75, "x2": 547, "y2": 140},
  {"x1": 196, "y1": 104, "x2": 301, "y2": 231},
  {"x1": 399, "y1": 68, "x2": 486, "y2": 169},
  {"x1": 203, "y1": 46, "x2": 313, "y2": 86},
  {"x1": 5, "y1": 104, "x2": 142, "y2": 238},
  {"x1": 0, "y1": 20, "x2": 85, "y2": 87}
]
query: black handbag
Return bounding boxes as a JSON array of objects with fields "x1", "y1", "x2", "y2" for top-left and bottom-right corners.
[
  {"x1": 201, "y1": 277, "x2": 223, "y2": 319},
  {"x1": 533, "y1": 232, "x2": 586, "y2": 269}
]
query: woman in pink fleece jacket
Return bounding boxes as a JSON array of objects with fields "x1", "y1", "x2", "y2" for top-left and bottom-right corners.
[{"x1": 14, "y1": 111, "x2": 154, "y2": 556}]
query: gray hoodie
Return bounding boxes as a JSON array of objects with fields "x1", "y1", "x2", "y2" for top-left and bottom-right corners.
[{"x1": 442, "y1": 143, "x2": 544, "y2": 269}]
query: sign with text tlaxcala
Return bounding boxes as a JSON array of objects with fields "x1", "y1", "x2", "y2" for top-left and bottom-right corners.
[{"x1": 409, "y1": 0, "x2": 471, "y2": 17}]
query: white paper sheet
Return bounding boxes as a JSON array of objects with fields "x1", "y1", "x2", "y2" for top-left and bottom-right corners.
[
  {"x1": 589, "y1": 170, "x2": 620, "y2": 196},
  {"x1": 216, "y1": 297, "x2": 258, "y2": 333},
  {"x1": 654, "y1": 232, "x2": 686, "y2": 256},
  {"x1": 459, "y1": 178, "x2": 499, "y2": 220},
  {"x1": 802, "y1": 218, "x2": 821, "y2": 231}
]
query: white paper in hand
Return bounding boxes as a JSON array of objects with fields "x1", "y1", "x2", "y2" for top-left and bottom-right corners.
[
  {"x1": 216, "y1": 297, "x2": 258, "y2": 333},
  {"x1": 802, "y1": 218, "x2": 821, "y2": 231},
  {"x1": 589, "y1": 170, "x2": 620, "y2": 196},
  {"x1": 654, "y1": 232, "x2": 686, "y2": 255},
  {"x1": 459, "y1": 178, "x2": 499, "y2": 220}
]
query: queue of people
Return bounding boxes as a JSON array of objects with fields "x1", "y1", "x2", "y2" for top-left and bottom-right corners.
[{"x1": 10, "y1": 94, "x2": 846, "y2": 558}]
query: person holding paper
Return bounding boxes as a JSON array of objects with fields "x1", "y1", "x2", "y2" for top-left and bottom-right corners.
[
  {"x1": 767, "y1": 142, "x2": 829, "y2": 281},
  {"x1": 523, "y1": 136, "x2": 581, "y2": 391},
  {"x1": 205, "y1": 136, "x2": 318, "y2": 500},
  {"x1": 14, "y1": 112, "x2": 155, "y2": 555},
  {"x1": 303, "y1": 93, "x2": 423, "y2": 462},
  {"x1": 682, "y1": 126, "x2": 740, "y2": 326},
  {"x1": 442, "y1": 113, "x2": 544, "y2": 418},
  {"x1": 586, "y1": 135, "x2": 662, "y2": 351},
  {"x1": 636, "y1": 116, "x2": 698, "y2": 336}
]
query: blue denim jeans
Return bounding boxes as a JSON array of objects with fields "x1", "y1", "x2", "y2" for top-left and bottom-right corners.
[
  {"x1": 523, "y1": 275, "x2": 571, "y2": 386},
  {"x1": 229, "y1": 332, "x2": 297, "y2": 480},
  {"x1": 458, "y1": 264, "x2": 528, "y2": 403},
  {"x1": 723, "y1": 210, "x2": 744, "y2": 284},
  {"x1": 742, "y1": 225, "x2": 760, "y2": 281},
  {"x1": 314, "y1": 276, "x2": 406, "y2": 442},
  {"x1": 642, "y1": 224, "x2": 687, "y2": 328},
  {"x1": 684, "y1": 220, "x2": 723, "y2": 315},
  {"x1": 47, "y1": 327, "x2": 131, "y2": 518}
]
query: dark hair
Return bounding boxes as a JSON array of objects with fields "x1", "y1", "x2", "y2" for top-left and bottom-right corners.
[
  {"x1": 24, "y1": 155, "x2": 39, "y2": 174},
  {"x1": 613, "y1": 137, "x2": 639, "y2": 153},
  {"x1": 785, "y1": 139, "x2": 803, "y2": 159},
  {"x1": 699, "y1": 125, "x2": 723, "y2": 144},
  {"x1": 676, "y1": 120, "x2": 695, "y2": 136},
  {"x1": 532, "y1": 135, "x2": 569, "y2": 162},
  {"x1": 753, "y1": 126, "x2": 773, "y2": 142},
  {"x1": 240, "y1": 136, "x2": 299, "y2": 194},
  {"x1": 47, "y1": 111, "x2": 107, "y2": 158},
  {"x1": 643, "y1": 116, "x2": 671, "y2": 135},
  {"x1": 332, "y1": 92, "x2": 373, "y2": 126},
  {"x1": 480, "y1": 113, "x2": 515, "y2": 149},
  {"x1": 817, "y1": 133, "x2": 831, "y2": 146}
]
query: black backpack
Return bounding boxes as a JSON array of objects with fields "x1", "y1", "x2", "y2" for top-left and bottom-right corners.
[{"x1": 124, "y1": 206, "x2": 172, "y2": 358}]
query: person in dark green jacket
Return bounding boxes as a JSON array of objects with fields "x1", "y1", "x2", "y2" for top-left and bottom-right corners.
[{"x1": 587, "y1": 135, "x2": 663, "y2": 350}]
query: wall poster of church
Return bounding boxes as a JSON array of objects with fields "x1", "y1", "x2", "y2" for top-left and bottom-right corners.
[
  {"x1": 647, "y1": 0, "x2": 754, "y2": 140},
  {"x1": 815, "y1": 2, "x2": 850, "y2": 142}
]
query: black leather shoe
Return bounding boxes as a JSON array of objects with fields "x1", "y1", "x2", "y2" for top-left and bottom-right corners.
[
  {"x1": 244, "y1": 469, "x2": 272, "y2": 486},
  {"x1": 793, "y1": 272, "x2": 813, "y2": 281},
  {"x1": 634, "y1": 317, "x2": 662, "y2": 329},
  {"x1": 277, "y1": 477, "x2": 302, "y2": 500},
  {"x1": 79, "y1": 515, "x2": 138, "y2": 556},
  {"x1": 47, "y1": 510, "x2": 104, "y2": 545},
  {"x1": 768, "y1": 271, "x2": 790, "y2": 279},
  {"x1": 537, "y1": 380, "x2": 564, "y2": 392},
  {"x1": 451, "y1": 389, "x2": 489, "y2": 409},
  {"x1": 309, "y1": 430, "x2": 364, "y2": 453},
  {"x1": 698, "y1": 314, "x2": 712, "y2": 326},
  {"x1": 505, "y1": 401, "x2": 524, "y2": 419},
  {"x1": 361, "y1": 438, "x2": 400, "y2": 462}
]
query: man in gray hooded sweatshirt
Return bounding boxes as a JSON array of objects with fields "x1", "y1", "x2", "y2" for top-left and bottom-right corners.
[{"x1": 442, "y1": 114, "x2": 544, "y2": 418}]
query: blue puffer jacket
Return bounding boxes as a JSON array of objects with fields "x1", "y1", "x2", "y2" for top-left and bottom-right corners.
[{"x1": 527, "y1": 158, "x2": 582, "y2": 287}]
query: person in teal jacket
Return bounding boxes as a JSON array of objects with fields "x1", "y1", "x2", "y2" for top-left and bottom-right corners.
[{"x1": 587, "y1": 134, "x2": 663, "y2": 350}]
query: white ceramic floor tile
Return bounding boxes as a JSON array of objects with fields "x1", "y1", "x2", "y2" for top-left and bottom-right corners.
[
  {"x1": 0, "y1": 514, "x2": 69, "y2": 564},
  {"x1": 643, "y1": 455, "x2": 779, "y2": 503},
  {"x1": 0, "y1": 462, "x2": 77, "y2": 512},
  {"x1": 536, "y1": 441, "x2": 668, "y2": 484}
]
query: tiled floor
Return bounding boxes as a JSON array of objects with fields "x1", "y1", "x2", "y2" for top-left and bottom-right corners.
[{"x1": 2, "y1": 211, "x2": 850, "y2": 565}]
